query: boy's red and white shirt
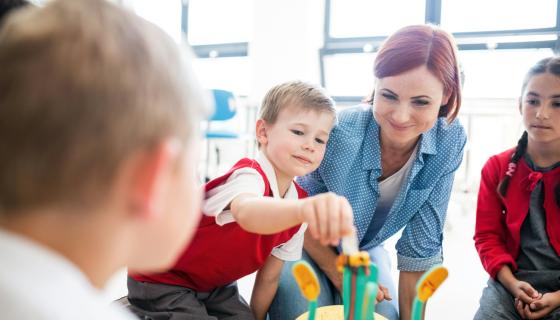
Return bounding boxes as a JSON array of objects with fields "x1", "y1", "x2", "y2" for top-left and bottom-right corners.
[{"x1": 202, "y1": 151, "x2": 307, "y2": 261}]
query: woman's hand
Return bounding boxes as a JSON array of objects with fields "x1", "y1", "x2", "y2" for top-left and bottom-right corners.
[
  {"x1": 515, "y1": 291, "x2": 560, "y2": 319},
  {"x1": 324, "y1": 265, "x2": 343, "y2": 292},
  {"x1": 376, "y1": 284, "x2": 392, "y2": 302}
]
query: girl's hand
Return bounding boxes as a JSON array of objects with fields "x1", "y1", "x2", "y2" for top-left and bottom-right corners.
[
  {"x1": 509, "y1": 280, "x2": 542, "y2": 305},
  {"x1": 515, "y1": 291, "x2": 560, "y2": 319}
]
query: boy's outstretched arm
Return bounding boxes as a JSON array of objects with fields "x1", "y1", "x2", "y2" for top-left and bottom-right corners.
[
  {"x1": 230, "y1": 193, "x2": 303, "y2": 234},
  {"x1": 230, "y1": 192, "x2": 354, "y2": 245},
  {"x1": 250, "y1": 255, "x2": 284, "y2": 320}
]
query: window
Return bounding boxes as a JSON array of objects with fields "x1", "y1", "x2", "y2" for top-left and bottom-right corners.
[
  {"x1": 192, "y1": 57, "x2": 251, "y2": 96},
  {"x1": 441, "y1": 0, "x2": 557, "y2": 32},
  {"x1": 183, "y1": 0, "x2": 252, "y2": 95},
  {"x1": 186, "y1": 0, "x2": 253, "y2": 45},
  {"x1": 323, "y1": 53, "x2": 376, "y2": 98},
  {"x1": 321, "y1": 0, "x2": 560, "y2": 101},
  {"x1": 460, "y1": 48, "x2": 553, "y2": 98},
  {"x1": 122, "y1": 0, "x2": 182, "y2": 43},
  {"x1": 329, "y1": 0, "x2": 425, "y2": 38}
]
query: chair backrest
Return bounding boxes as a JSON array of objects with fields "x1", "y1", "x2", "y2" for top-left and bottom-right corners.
[{"x1": 211, "y1": 89, "x2": 236, "y2": 121}]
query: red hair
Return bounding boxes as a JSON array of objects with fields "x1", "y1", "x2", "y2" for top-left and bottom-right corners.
[{"x1": 371, "y1": 24, "x2": 462, "y2": 123}]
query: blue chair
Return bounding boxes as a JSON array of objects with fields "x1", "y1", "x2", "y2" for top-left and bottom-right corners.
[{"x1": 204, "y1": 89, "x2": 239, "y2": 181}]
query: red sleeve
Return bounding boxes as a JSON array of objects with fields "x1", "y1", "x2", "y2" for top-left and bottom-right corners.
[{"x1": 474, "y1": 156, "x2": 517, "y2": 278}]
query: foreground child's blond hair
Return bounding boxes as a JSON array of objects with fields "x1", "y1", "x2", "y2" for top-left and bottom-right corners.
[{"x1": 0, "y1": 0, "x2": 206, "y2": 214}]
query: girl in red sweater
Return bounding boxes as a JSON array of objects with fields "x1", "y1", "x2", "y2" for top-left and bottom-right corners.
[{"x1": 474, "y1": 57, "x2": 560, "y2": 320}]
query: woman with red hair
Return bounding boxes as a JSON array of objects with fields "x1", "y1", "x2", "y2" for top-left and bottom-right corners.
[{"x1": 269, "y1": 25, "x2": 466, "y2": 320}]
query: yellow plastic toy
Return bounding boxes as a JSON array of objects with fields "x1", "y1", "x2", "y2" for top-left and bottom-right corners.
[
  {"x1": 411, "y1": 265, "x2": 449, "y2": 320},
  {"x1": 293, "y1": 261, "x2": 321, "y2": 320}
]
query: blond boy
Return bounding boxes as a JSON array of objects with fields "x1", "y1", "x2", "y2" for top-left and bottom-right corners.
[
  {"x1": 0, "y1": 0, "x2": 208, "y2": 319},
  {"x1": 128, "y1": 81, "x2": 354, "y2": 320}
]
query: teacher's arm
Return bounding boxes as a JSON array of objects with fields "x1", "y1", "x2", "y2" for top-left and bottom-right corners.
[{"x1": 399, "y1": 271, "x2": 424, "y2": 320}]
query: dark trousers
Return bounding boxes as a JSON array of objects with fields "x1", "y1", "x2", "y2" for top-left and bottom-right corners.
[
  {"x1": 127, "y1": 277, "x2": 255, "y2": 320},
  {"x1": 474, "y1": 277, "x2": 560, "y2": 320}
]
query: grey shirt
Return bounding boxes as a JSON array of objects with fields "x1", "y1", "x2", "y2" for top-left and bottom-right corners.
[{"x1": 515, "y1": 154, "x2": 560, "y2": 292}]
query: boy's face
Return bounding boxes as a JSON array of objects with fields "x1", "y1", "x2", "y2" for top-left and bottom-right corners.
[{"x1": 259, "y1": 105, "x2": 335, "y2": 181}]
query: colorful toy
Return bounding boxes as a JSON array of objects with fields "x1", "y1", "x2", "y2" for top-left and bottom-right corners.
[
  {"x1": 294, "y1": 233, "x2": 386, "y2": 320},
  {"x1": 337, "y1": 251, "x2": 379, "y2": 320},
  {"x1": 292, "y1": 261, "x2": 321, "y2": 320},
  {"x1": 411, "y1": 265, "x2": 448, "y2": 320},
  {"x1": 362, "y1": 282, "x2": 377, "y2": 320},
  {"x1": 293, "y1": 234, "x2": 448, "y2": 320}
]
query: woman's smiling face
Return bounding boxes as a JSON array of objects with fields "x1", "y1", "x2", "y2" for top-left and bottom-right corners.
[{"x1": 373, "y1": 65, "x2": 447, "y2": 148}]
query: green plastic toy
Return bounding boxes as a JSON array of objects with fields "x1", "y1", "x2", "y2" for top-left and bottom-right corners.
[
  {"x1": 293, "y1": 231, "x2": 386, "y2": 320},
  {"x1": 337, "y1": 251, "x2": 379, "y2": 320},
  {"x1": 363, "y1": 282, "x2": 378, "y2": 320},
  {"x1": 411, "y1": 265, "x2": 448, "y2": 320}
]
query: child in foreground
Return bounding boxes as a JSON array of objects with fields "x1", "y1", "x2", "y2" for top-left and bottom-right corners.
[{"x1": 0, "y1": 0, "x2": 208, "y2": 319}]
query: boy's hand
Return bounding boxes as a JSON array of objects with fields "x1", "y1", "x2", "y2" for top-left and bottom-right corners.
[
  {"x1": 299, "y1": 192, "x2": 354, "y2": 246},
  {"x1": 515, "y1": 291, "x2": 560, "y2": 319}
]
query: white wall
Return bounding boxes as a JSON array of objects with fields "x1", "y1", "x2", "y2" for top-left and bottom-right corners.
[{"x1": 121, "y1": 0, "x2": 183, "y2": 43}]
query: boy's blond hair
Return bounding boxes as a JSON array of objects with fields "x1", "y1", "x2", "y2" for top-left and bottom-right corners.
[
  {"x1": 0, "y1": 0, "x2": 206, "y2": 214},
  {"x1": 259, "y1": 81, "x2": 336, "y2": 125}
]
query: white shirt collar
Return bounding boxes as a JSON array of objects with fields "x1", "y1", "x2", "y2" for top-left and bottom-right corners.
[
  {"x1": 256, "y1": 151, "x2": 299, "y2": 200},
  {"x1": 0, "y1": 228, "x2": 91, "y2": 287},
  {"x1": 0, "y1": 229, "x2": 136, "y2": 319}
]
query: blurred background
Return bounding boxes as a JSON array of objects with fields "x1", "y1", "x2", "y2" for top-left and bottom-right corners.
[{"x1": 61, "y1": 0, "x2": 558, "y2": 318}]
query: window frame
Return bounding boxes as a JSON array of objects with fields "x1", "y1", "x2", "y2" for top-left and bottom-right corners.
[
  {"x1": 320, "y1": 0, "x2": 560, "y2": 104},
  {"x1": 181, "y1": 1, "x2": 249, "y2": 58}
]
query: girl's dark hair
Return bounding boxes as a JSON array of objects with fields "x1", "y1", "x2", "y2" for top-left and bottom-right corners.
[
  {"x1": 500, "y1": 131, "x2": 560, "y2": 207},
  {"x1": 0, "y1": 0, "x2": 30, "y2": 24},
  {"x1": 520, "y1": 57, "x2": 560, "y2": 94},
  {"x1": 498, "y1": 56, "x2": 560, "y2": 207},
  {"x1": 497, "y1": 131, "x2": 528, "y2": 198}
]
